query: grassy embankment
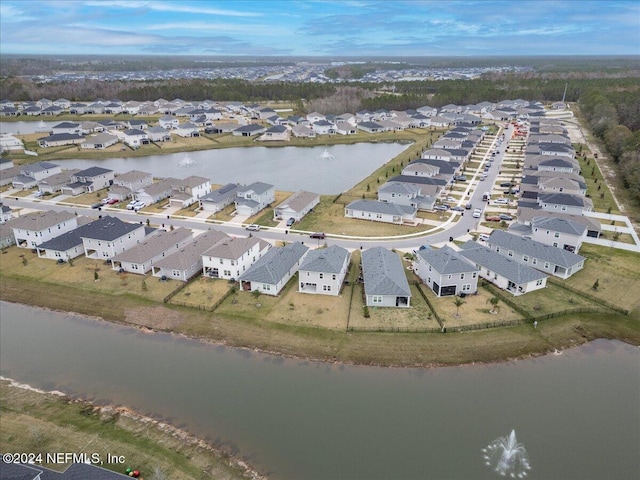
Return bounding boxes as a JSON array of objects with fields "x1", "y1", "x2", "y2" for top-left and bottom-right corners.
[{"x1": 0, "y1": 381, "x2": 259, "y2": 480}]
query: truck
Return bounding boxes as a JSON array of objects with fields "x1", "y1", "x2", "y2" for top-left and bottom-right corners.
[{"x1": 482, "y1": 192, "x2": 491, "y2": 202}]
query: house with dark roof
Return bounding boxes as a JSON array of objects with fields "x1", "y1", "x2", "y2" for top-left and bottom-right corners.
[
  {"x1": 200, "y1": 183, "x2": 240, "y2": 213},
  {"x1": 146, "y1": 125, "x2": 171, "y2": 142},
  {"x1": 232, "y1": 124, "x2": 266, "y2": 137},
  {"x1": 0, "y1": 201, "x2": 12, "y2": 224},
  {"x1": 11, "y1": 210, "x2": 77, "y2": 249},
  {"x1": 273, "y1": 191, "x2": 320, "y2": 222},
  {"x1": 527, "y1": 216, "x2": 588, "y2": 252},
  {"x1": 151, "y1": 229, "x2": 229, "y2": 282},
  {"x1": 361, "y1": 247, "x2": 411, "y2": 308},
  {"x1": 38, "y1": 133, "x2": 84, "y2": 148},
  {"x1": 345, "y1": 199, "x2": 417, "y2": 225},
  {"x1": 377, "y1": 181, "x2": 437, "y2": 211},
  {"x1": 202, "y1": 236, "x2": 271, "y2": 280},
  {"x1": 79, "y1": 216, "x2": 146, "y2": 259},
  {"x1": 239, "y1": 241, "x2": 308, "y2": 295},
  {"x1": 312, "y1": 120, "x2": 336, "y2": 135},
  {"x1": 413, "y1": 246, "x2": 479, "y2": 297},
  {"x1": 111, "y1": 227, "x2": 192, "y2": 274},
  {"x1": 61, "y1": 166, "x2": 114, "y2": 195},
  {"x1": 35, "y1": 216, "x2": 92, "y2": 261},
  {"x1": 298, "y1": 245, "x2": 350, "y2": 296},
  {"x1": 537, "y1": 192, "x2": 593, "y2": 215},
  {"x1": 459, "y1": 241, "x2": 548, "y2": 296},
  {"x1": 486, "y1": 230, "x2": 586, "y2": 279},
  {"x1": 259, "y1": 124, "x2": 290, "y2": 141},
  {"x1": 122, "y1": 128, "x2": 149, "y2": 147}
]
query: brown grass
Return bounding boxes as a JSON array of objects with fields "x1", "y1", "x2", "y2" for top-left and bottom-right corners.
[{"x1": 170, "y1": 277, "x2": 232, "y2": 309}]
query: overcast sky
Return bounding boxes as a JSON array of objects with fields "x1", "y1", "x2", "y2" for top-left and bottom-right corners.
[{"x1": 2, "y1": 0, "x2": 639, "y2": 56}]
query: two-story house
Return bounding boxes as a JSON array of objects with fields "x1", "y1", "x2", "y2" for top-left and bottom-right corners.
[
  {"x1": 298, "y1": 246, "x2": 350, "y2": 296},
  {"x1": 11, "y1": 210, "x2": 77, "y2": 248},
  {"x1": 61, "y1": 166, "x2": 114, "y2": 196},
  {"x1": 202, "y1": 236, "x2": 271, "y2": 280},
  {"x1": 413, "y1": 246, "x2": 479, "y2": 297},
  {"x1": 169, "y1": 176, "x2": 211, "y2": 209},
  {"x1": 79, "y1": 216, "x2": 146, "y2": 260},
  {"x1": 235, "y1": 182, "x2": 275, "y2": 216}
]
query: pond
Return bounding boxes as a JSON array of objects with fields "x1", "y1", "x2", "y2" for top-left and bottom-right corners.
[{"x1": 0, "y1": 301, "x2": 638, "y2": 480}]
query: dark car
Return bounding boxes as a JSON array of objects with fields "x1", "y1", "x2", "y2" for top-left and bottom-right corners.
[
  {"x1": 465, "y1": 203, "x2": 473, "y2": 210},
  {"x1": 434, "y1": 205, "x2": 449, "y2": 211},
  {"x1": 500, "y1": 182, "x2": 512, "y2": 188},
  {"x1": 309, "y1": 232, "x2": 325, "y2": 239},
  {"x1": 91, "y1": 203, "x2": 102, "y2": 209},
  {"x1": 499, "y1": 214, "x2": 514, "y2": 221},
  {"x1": 286, "y1": 217, "x2": 296, "y2": 227},
  {"x1": 451, "y1": 206, "x2": 465, "y2": 212}
]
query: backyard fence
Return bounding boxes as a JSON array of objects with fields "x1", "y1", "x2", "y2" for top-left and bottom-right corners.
[
  {"x1": 411, "y1": 281, "x2": 443, "y2": 328},
  {"x1": 546, "y1": 277, "x2": 629, "y2": 315}
]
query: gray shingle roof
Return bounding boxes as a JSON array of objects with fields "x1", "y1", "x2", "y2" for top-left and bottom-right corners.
[
  {"x1": 531, "y1": 216, "x2": 587, "y2": 236},
  {"x1": 275, "y1": 191, "x2": 319, "y2": 213},
  {"x1": 153, "y1": 229, "x2": 229, "y2": 270},
  {"x1": 10, "y1": 210, "x2": 75, "y2": 231},
  {"x1": 346, "y1": 199, "x2": 416, "y2": 216},
  {"x1": 115, "y1": 170, "x2": 152, "y2": 184},
  {"x1": 362, "y1": 247, "x2": 411, "y2": 297},
  {"x1": 203, "y1": 235, "x2": 261, "y2": 260},
  {"x1": 416, "y1": 245, "x2": 478, "y2": 275},
  {"x1": 78, "y1": 216, "x2": 144, "y2": 241},
  {"x1": 36, "y1": 216, "x2": 92, "y2": 251},
  {"x1": 299, "y1": 245, "x2": 349, "y2": 274},
  {"x1": 538, "y1": 193, "x2": 591, "y2": 207},
  {"x1": 487, "y1": 230, "x2": 585, "y2": 269},
  {"x1": 238, "y1": 181, "x2": 273, "y2": 195},
  {"x1": 111, "y1": 228, "x2": 192, "y2": 264},
  {"x1": 459, "y1": 241, "x2": 547, "y2": 284},
  {"x1": 74, "y1": 166, "x2": 113, "y2": 178},
  {"x1": 240, "y1": 241, "x2": 308, "y2": 285},
  {"x1": 201, "y1": 183, "x2": 239, "y2": 203}
]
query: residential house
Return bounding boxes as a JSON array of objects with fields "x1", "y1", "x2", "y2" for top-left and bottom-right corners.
[
  {"x1": 273, "y1": 191, "x2": 320, "y2": 222},
  {"x1": 79, "y1": 216, "x2": 146, "y2": 260},
  {"x1": 51, "y1": 122, "x2": 80, "y2": 135},
  {"x1": 485, "y1": 230, "x2": 586, "y2": 279},
  {"x1": 336, "y1": 123, "x2": 357, "y2": 135},
  {"x1": 528, "y1": 216, "x2": 588, "y2": 253},
  {"x1": 239, "y1": 241, "x2": 308, "y2": 296},
  {"x1": 345, "y1": 199, "x2": 417, "y2": 225},
  {"x1": 361, "y1": 247, "x2": 411, "y2": 308},
  {"x1": 11, "y1": 210, "x2": 77, "y2": 248},
  {"x1": 402, "y1": 161, "x2": 440, "y2": 177},
  {"x1": 0, "y1": 158, "x2": 14, "y2": 171},
  {"x1": 146, "y1": 126, "x2": 171, "y2": 142},
  {"x1": 413, "y1": 246, "x2": 479, "y2": 297},
  {"x1": 537, "y1": 193, "x2": 593, "y2": 215},
  {"x1": 61, "y1": 166, "x2": 114, "y2": 195},
  {"x1": 306, "y1": 112, "x2": 325, "y2": 123},
  {"x1": 235, "y1": 182, "x2": 275, "y2": 216},
  {"x1": 152, "y1": 229, "x2": 230, "y2": 282},
  {"x1": 200, "y1": 183, "x2": 240, "y2": 213},
  {"x1": 357, "y1": 121, "x2": 384, "y2": 133},
  {"x1": 458, "y1": 241, "x2": 548, "y2": 296},
  {"x1": 291, "y1": 124, "x2": 316, "y2": 138},
  {"x1": 158, "y1": 116, "x2": 179, "y2": 129},
  {"x1": 0, "y1": 202, "x2": 12, "y2": 224},
  {"x1": 80, "y1": 132, "x2": 119, "y2": 150},
  {"x1": 377, "y1": 182, "x2": 436, "y2": 211},
  {"x1": 298, "y1": 245, "x2": 350, "y2": 296},
  {"x1": 0, "y1": 221, "x2": 15, "y2": 249},
  {"x1": 111, "y1": 227, "x2": 193, "y2": 274},
  {"x1": 35, "y1": 216, "x2": 92, "y2": 261},
  {"x1": 233, "y1": 124, "x2": 266, "y2": 137},
  {"x1": 259, "y1": 125, "x2": 290, "y2": 141},
  {"x1": 312, "y1": 120, "x2": 336, "y2": 135},
  {"x1": 168, "y1": 176, "x2": 211, "y2": 209},
  {"x1": 38, "y1": 133, "x2": 84, "y2": 148},
  {"x1": 175, "y1": 122, "x2": 200, "y2": 138},
  {"x1": 202, "y1": 236, "x2": 271, "y2": 280},
  {"x1": 135, "y1": 178, "x2": 177, "y2": 205},
  {"x1": 37, "y1": 169, "x2": 80, "y2": 194},
  {"x1": 122, "y1": 129, "x2": 149, "y2": 148},
  {"x1": 113, "y1": 170, "x2": 153, "y2": 193}
]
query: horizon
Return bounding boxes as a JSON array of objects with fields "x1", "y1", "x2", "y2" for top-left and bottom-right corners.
[{"x1": 1, "y1": 0, "x2": 639, "y2": 57}]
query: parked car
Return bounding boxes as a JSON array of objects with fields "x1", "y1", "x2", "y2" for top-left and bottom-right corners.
[
  {"x1": 286, "y1": 217, "x2": 296, "y2": 227},
  {"x1": 478, "y1": 233, "x2": 491, "y2": 241},
  {"x1": 133, "y1": 202, "x2": 146, "y2": 212},
  {"x1": 500, "y1": 182, "x2": 512, "y2": 188},
  {"x1": 107, "y1": 198, "x2": 119, "y2": 205},
  {"x1": 485, "y1": 215, "x2": 502, "y2": 222},
  {"x1": 309, "y1": 232, "x2": 325, "y2": 239},
  {"x1": 91, "y1": 203, "x2": 102, "y2": 209},
  {"x1": 465, "y1": 203, "x2": 473, "y2": 210},
  {"x1": 454, "y1": 175, "x2": 467, "y2": 182},
  {"x1": 451, "y1": 206, "x2": 464, "y2": 212},
  {"x1": 245, "y1": 224, "x2": 261, "y2": 231},
  {"x1": 34, "y1": 190, "x2": 43, "y2": 198},
  {"x1": 472, "y1": 210, "x2": 482, "y2": 218},
  {"x1": 499, "y1": 214, "x2": 514, "y2": 221},
  {"x1": 434, "y1": 205, "x2": 449, "y2": 211},
  {"x1": 126, "y1": 200, "x2": 138, "y2": 210},
  {"x1": 101, "y1": 197, "x2": 113, "y2": 204},
  {"x1": 494, "y1": 198, "x2": 509, "y2": 205}
]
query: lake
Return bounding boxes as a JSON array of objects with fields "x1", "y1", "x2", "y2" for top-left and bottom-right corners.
[{"x1": 0, "y1": 301, "x2": 638, "y2": 480}]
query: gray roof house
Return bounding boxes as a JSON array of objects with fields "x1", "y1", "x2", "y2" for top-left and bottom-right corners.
[
  {"x1": 202, "y1": 236, "x2": 271, "y2": 280},
  {"x1": 0, "y1": 220, "x2": 15, "y2": 249},
  {"x1": 298, "y1": 245, "x2": 350, "y2": 296},
  {"x1": 345, "y1": 199, "x2": 417, "y2": 225},
  {"x1": 413, "y1": 246, "x2": 479, "y2": 297},
  {"x1": 233, "y1": 124, "x2": 266, "y2": 137},
  {"x1": 361, "y1": 247, "x2": 411, "y2": 308},
  {"x1": 378, "y1": 181, "x2": 437, "y2": 211},
  {"x1": 111, "y1": 227, "x2": 193, "y2": 274},
  {"x1": 235, "y1": 182, "x2": 275, "y2": 217},
  {"x1": 273, "y1": 191, "x2": 320, "y2": 222},
  {"x1": 459, "y1": 241, "x2": 548, "y2": 296},
  {"x1": 35, "y1": 216, "x2": 92, "y2": 261},
  {"x1": 79, "y1": 216, "x2": 146, "y2": 260},
  {"x1": 135, "y1": 177, "x2": 179, "y2": 205},
  {"x1": 239, "y1": 241, "x2": 308, "y2": 296},
  {"x1": 0, "y1": 460, "x2": 132, "y2": 479},
  {"x1": 537, "y1": 192, "x2": 593, "y2": 215},
  {"x1": 528, "y1": 216, "x2": 587, "y2": 253},
  {"x1": 11, "y1": 210, "x2": 77, "y2": 249},
  {"x1": 200, "y1": 183, "x2": 240, "y2": 213},
  {"x1": 486, "y1": 230, "x2": 586, "y2": 279},
  {"x1": 151, "y1": 229, "x2": 229, "y2": 282}
]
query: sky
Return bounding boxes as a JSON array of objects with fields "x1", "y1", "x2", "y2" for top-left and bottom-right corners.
[{"x1": 1, "y1": 0, "x2": 639, "y2": 57}]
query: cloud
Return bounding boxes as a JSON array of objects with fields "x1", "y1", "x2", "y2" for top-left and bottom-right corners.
[
  {"x1": 84, "y1": 0, "x2": 263, "y2": 17},
  {"x1": 0, "y1": 3, "x2": 36, "y2": 22}
]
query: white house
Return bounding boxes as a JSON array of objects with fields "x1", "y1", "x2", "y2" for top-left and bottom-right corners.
[
  {"x1": 298, "y1": 246, "x2": 350, "y2": 296},
  {"x1": 122, "y1": 129, "x2": 149, "y2": 148},
  {"x1": 362, "y1": 247, "x2": 411, "y2": 308},
  {"x1": 80, "y1": 132, "x2": 119, "y2": 150},
  {"x1": 168, "y1": 176, "x2": 211, "y2": 209},
  {"x1": 37, "y1": 169, "x2": 80, "y2": 194},
  {"x1": 345, "y1": 199, "x2": 417, "y2": 225},
  {"x1": 202, "y1": 236, "x2": 271, "y2": 280},
  {"x1": 413, "y1": 246, "x2": 479, "y2": 297},
  {"x1": 79, "y1": 216, "x2": 146, "y2": 260},
  {"x1": 529, "y1": 216, "x2": 587, "y2": 253},
  {"x1": 273, "y1": 191, "x2": 320, "y2": 222},
  {"x1": 175, "y1": 122, "x2": 200, "y2": 138},
  {"x1": 200, "y1": 183, "x2": 239, "y2": 213},
  {"x1": 158, "y1": 116, "x2": 179, "y2": 129},
  {"x1": 259, "y1": 125, "x2": 290, "y2": 141},
  {"x1": 62, "y1": 166, "x2": 114, "y2": 195},
  {"x1": 135, "y1": 178, "x2": 177, "y2": 206},
  {"x1": 312, "y1": 120, "x2": 336, "y2": 135},
  {"x1": 235, "y1": 182, "x2": 275, "y2": 216},
  {"x1": 239, "y1": 241, "x2": 308, "y2": 296},
  {"x1": 146, "y1": 126, "x2": 171, "y2": 142},
  {"x1": 11, "y1": 210, "x2": 77, "y2": 249},
  {"x1": 113, "y1": 170, "x2": 153, "y2": 193}
]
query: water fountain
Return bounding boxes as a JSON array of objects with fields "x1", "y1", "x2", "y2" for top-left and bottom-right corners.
[
  {"x1": 482, "y1": 430, "x2": 531, "y2": 478},
  {"x1": 36, "y1": 120, "x2": 49, "y2": 132},
  {"x1": 178, "y1": 153, "x2": 196, "y2": 167},
  {"x1": 318, "y1": 148, "x2": 334, "y2": 160}
]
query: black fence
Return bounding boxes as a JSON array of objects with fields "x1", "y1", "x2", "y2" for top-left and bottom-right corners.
[{"x1": 546, "y1": 277, "x2": 629, "y2": 315}]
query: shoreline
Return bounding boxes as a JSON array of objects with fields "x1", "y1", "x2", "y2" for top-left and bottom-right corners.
[
  {"x1": 0, "y1": 376, "x2": 266, "y2": 480},
  {"x1": 2, "y1": 296, "x2": 638, "y2": 370}
]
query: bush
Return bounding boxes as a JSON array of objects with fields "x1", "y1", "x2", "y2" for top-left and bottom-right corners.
[{"x1": 363, "y1": 306, "x2": 370, "y2": 318}]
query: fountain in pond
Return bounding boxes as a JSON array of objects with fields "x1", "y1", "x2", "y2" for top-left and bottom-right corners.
[
  {"x1": 179, "y1": 153, "x2": 196, "y2": 167},
  {"x1": 319, "y1": 148, "x2": 334, "y2": 160},
  {"x1": 36, "y1": 120, "x2": 49, "y2": 132},
  {"x1": 482, "y1": 429, "x2": 531, "y2": 478}
]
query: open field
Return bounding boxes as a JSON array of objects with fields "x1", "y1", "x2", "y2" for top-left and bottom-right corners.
[
  {"x1": 564, "y1": 244, "x2": 640, "y2": 313},
  {"x1": 0, "y1": 381, "x2": 254, "y2": 480},
  {"x1": 574, "y1": 143, "x2": 621, "y2": 214}
]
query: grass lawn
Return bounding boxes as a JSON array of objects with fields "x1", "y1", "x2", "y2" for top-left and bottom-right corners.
[
  {"x1": 0, "y1": 381, "x2": 251, "y2": 480},
  {"x1": 564, "y1": 244, "x2": 640, "y2": 313},
  {"x1": 425, "y1": 286, "x2": 525, "y2": 328},
  {"x1": 498, "y1": 282, "x2": 602, "y2": 315},
  {"x1": 575, "y1": 146, "x2": 620, "y2": 214},
  {"x1": 0, "y1": 247, "x2": 178, "y2": 303},
  {"x1": 170, "y1": 276, "x2": 232, "y2": 309},
  {"x1": 59, "y1": 188, "x2": 110, "y2": 206}
]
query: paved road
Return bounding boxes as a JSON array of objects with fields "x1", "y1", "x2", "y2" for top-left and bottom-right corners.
[{"x1": 2, "y1": 125, "x2": 510, "y2": 252}]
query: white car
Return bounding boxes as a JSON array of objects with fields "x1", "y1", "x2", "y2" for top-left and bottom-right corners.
[
  {"x1": 126, "y1": 200, "x2": 138, "y2": 210},
  {"x1": 472, "y1": 208, "x2": 482, "y2": 218},
  {"x1": 478, "y1": 233, "x2": 490, "y2": 241},
  {"x1": 133, "y1": 201, "x2": 146, "y2": 211},
  {"x1": 494, "y1": 198, "x2": 509, "y2": 205},
  {"x1": 245, "y1": 224, "x2": 261, "y2": 231}
]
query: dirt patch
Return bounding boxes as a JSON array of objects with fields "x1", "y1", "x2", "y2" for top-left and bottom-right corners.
[{"x1": 125, "y1": 305, "x2": 184, "y2": 330}]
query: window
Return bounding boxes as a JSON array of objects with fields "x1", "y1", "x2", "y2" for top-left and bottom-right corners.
[
  {"x1": 544, "y1": 262, "x2": 550, "y2": 269},
  {"x1": 523, "y1": 255, "x2": 528, "y2": 262},
  {"x1": 472, "y1": 272, "x2": 477, "y2": 278},
  {"x1": 460, "y1": 273, "x2": 465, "y2": 280},
  {"x1": 554, "y1": 232, "x2": 560, "y2": 238},
  {"x1": 508, "y1": 250, "x2": 513, "y2": 257},
  {"x1": 319, "y1": 273, "x2": 324, "y2": 279},
  {"x1": 448, "y1": 274, "x2": 452, "y2": 280},
  {"x1": 553, "y1": 242, "x2": 558, "y2": 247},
  {"x1": 496, "y1": 247, "x2": 500, "y2": 253},
  {"x1": 532, "y1": 258, "x2": 537, "y2": 265},
  {"x1": 373, "y1": 296, "x2": 383, "y2": 303},
  {"x1": 262, "y1": 284, "x2": 271, "y2": 291},
  {"x1": 536, "y1": 279, "x2": 544, "y2": 286},
  {"x1": 224, "y1": 270, "x2": 231, "y2": 276},
  {"x1": 323, "y1": 285, "x2": 332, "y2": 292},
  {"x1": 219, "y1": 258, "x2": 223, "y2": 264}
]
